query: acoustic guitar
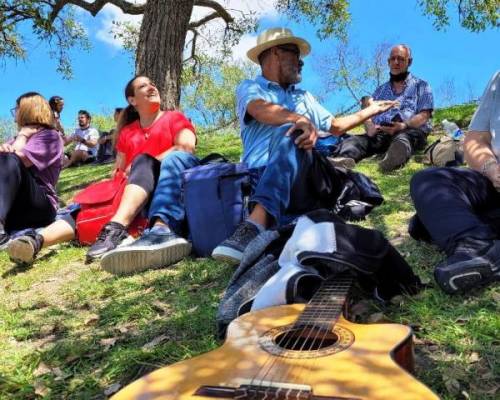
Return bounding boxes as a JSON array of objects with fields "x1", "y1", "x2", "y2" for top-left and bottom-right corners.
[{"x1": 113, "y1": 273, "x2": 439, "y2": 399}]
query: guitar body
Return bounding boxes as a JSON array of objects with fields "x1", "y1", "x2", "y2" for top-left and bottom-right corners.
[{"x1": 114, "y1": 304, "x2": 439, "y2": 400}]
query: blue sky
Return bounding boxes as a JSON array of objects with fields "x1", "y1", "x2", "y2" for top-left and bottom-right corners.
[{"x1": 0, "y1": 0, "x2": 498, "y2": 131}]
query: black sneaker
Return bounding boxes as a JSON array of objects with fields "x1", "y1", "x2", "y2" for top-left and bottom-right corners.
[
  {"x1": 379, "y1": 139, "x2": 410, "y2": 172},
  {"x1": 100, "y1": 226, "x2": 191, "y2": 275},
  {"x1": 434, "y1": 238, "x2": 500, "y2": 294},
  {"x1": 86, "y1": 222, "x2": 129, "y2": 262},
  {"x1": 7, "y1": 230, "x2": 44, "y2": 265},
  {"x1": 211, "y1": 221, "x2": 261, "y2": 266}
]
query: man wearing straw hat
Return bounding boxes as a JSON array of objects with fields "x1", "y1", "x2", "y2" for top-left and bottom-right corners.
[{"x1": 212, "y1": 27, "x2": 396, "y2": 265}]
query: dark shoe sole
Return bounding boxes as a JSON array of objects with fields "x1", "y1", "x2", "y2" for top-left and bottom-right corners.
[
  {"x1": 7, "y1": 238, "x2": 36, "y2": 265},
  {"x1": 379, "y1": 140, "x2": 409, "y2": 172},
  {"x1": 434, "y1": 258, "x2": 500, "y2": 294},
  {"x1": 101, "y1": 239, "x2": 191, "y2": 275}
]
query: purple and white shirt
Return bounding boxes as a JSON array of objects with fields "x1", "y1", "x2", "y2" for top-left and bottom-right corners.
[
  {"x1": 372, "y1": 73, "x2": 434, "y2": 133},
  {"x1": 20, "y1": 128, "x2": 64, "y2": 210}
]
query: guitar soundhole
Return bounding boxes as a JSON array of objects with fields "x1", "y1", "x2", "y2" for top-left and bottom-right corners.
[
  {"x1": 260, "y1": 324, "x2": 354, "y2": 358},
  {"x1": 274, "y1": 326, "x2": 338, "y2": 351}
]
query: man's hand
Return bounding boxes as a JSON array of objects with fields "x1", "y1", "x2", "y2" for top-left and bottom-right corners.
[
  {"x1": 379, "y1": 121, "x2": 407, "y2": 136},
  {"x1": 483, "y1": 162, "x2": 500, "y2": 191},
  {"x1": 367, "y1": 100, "x2": 399, "y2": 114},
  {"x1": 0, "y1": 143, "x2": 15, "y2": 153},
  {"x1": 285, "y1": 116, "x2": 318, "y2": 150}
]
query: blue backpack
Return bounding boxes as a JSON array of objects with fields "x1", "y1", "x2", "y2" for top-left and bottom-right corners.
[{"x1": 182, "y1": 155, "x2": 250, "y2": 256}]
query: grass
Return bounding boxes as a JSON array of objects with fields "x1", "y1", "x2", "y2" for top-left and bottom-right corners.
[{"x1": 0, "y1": 110, "x2": 498, "y2": 399}]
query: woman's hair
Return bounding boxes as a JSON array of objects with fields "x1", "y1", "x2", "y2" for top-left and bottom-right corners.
[
  {"x1": 115, "y1": 75, "x2": 156, "y2": 142},
  {"x1": 16, "y1": 92, "x2": 55, "y2": 129},
  {"x1": 49, "y1": 95, "x2": 64, "y2": 111}
]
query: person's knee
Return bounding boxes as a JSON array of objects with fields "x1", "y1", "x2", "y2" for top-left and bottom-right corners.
[
  {"x1": 0, "y1": 152, "x2": 22, "y2": 171},
  {"x1": 160, "y1": 150, "x2": 198, "y2": 170},
  {"x1": 410, "y1": 167, "x2": 447, "y2": 200}
]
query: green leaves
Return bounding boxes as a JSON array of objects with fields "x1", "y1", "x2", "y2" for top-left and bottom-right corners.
[{"x1": 418, "y1": 0, "x2": 499, "y2": 32}]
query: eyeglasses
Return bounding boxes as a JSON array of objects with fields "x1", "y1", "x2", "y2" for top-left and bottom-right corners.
[
  {"x1": 10, "y1": 107, "x2": 16, "y2": 117},
  {"x1": 388, "y1": 56, "x2": 409, "y2": 63},
  {"x1": 276, "y1": 45, "x2": 301, "y2": 57}
]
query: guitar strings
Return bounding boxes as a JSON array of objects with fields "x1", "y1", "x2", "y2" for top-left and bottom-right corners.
[
  {"x1": 248, "y1": 278, "x2": 331, "y2": 392},
  {"x1": 296, "y1": 277, "x2": 353, "y2": 396},
  {"x1": 260, "y1": 276, "x2": 351, "y2": 395},
  {"x1": 279, "y1": 275, "x2": 353, "y2": 397},
  {"x1": 246, "y1": 274, "x2": 352, "y2": 398}
]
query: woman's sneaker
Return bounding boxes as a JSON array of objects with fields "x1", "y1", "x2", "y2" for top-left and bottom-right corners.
[
  {"x1": 434, "y1": 238, "x2": 500, "y2": 294},
  {"x1": 86, "y1": 222, "x2": 129, "y2": 262},
  {"x1": 100, "y1": 225, "x2": 191, "y2": 275},
  {"x1": 7, "y1": 231, "x2": 44, "y2": 265}
]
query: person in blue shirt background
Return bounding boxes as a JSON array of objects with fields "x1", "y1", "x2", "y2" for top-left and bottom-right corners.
[
  {"x1": 212, "y1": 27, "x2": 396, "y2": 265},
  {"x1": 334, "y1": 44, "x2": 434, "y2": 172}
]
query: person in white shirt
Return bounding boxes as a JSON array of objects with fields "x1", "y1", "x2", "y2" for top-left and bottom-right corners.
[{"x1": 63, "y1": 110, "x2": 99, "y2": 168}]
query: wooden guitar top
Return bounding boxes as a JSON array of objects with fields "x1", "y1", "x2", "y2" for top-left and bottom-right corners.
[{"x1": 113, "y1": 304, "x2": 439, "y2": 399}]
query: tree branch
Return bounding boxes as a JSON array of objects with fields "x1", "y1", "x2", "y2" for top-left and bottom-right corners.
[
  {"x1": 50, "y1": 0, "x2": 145, "y2": 21},
  {"x1": 189, "y1": 11, "x2": 220, "y2": 28},
  {"x1": 194, "y1": 0, "x2": 234, "y2": 23}
]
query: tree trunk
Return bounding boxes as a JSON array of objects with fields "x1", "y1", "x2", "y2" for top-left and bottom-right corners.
[{"x1": 135, "y1": 0, "x2": 195, "y2": 110}]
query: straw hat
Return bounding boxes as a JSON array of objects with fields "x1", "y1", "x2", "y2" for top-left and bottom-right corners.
[{"x1": 247, "y1": 27, "x2": 311, "y2": 64}]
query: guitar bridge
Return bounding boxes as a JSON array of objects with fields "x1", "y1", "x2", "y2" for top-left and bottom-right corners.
[{"x1": 194, "y1": 384, "x2": 361, "y2": 399}]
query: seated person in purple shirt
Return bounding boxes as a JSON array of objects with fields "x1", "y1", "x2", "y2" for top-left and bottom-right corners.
[
  {"x1": 333, "y1": 44, "x2": 434, "y2": 172},
  {"x1": 0, "y1": 92, "x2": 63, "y2": 247}
]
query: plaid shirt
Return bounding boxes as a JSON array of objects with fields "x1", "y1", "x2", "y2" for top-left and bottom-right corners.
[{"x1": 372, "y1": 73, "x2": 434, "y2": 133}]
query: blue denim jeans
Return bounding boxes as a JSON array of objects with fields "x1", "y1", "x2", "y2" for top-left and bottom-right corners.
[
  {"x1": 250, "y1": 128, "x2": 318, "y2": 227},
  {"x1": 148, "y1": 151, "x2": 200, "y2": 233}
]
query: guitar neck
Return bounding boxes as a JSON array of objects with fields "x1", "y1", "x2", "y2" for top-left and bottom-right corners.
[{"x1": 295, "y1": 273, "x2": 353, "y2": 330}]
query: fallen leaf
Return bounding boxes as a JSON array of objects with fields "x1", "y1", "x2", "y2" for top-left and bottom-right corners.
[
  {"x1": 100, "y1": 337, "x2": 117, "y2": 347},
  {"x1": 367, "y1": 312, "x2": 388, "y2": 323},
  {"x1": 104, "y1": 383, "x2": 121, "y2": 396},
  {"x1": 152, "y1": 300, "x2": 171, "y2": 314},
  {"x1": 443, "y1": 375, "x2": 461, "y2": 395},
  {"x1": 461, "y1": 390, "x2": 470, "y2": 399},
  {"x1": 187, "y1": 306, "x2": 199, "y2": 314},
  {"x1": 390, "y1": 295, "x2": 404, "y2": 306},
  {"x1": 100, "y1": 337, "x2": 118, "y2": 351},
  {"x1": 350, "y1": 299, "x2": 371, "y2": 320},
  {"x1": 142, "y1": 334, "x2": 168, "y2": 350},
  {"x1": 84, "y1": 314, "x2": 99, "y2": 326},
  {"x1": 468, "y1": 352, "x2": 480, "y2": 363},
  {"x1": 33, "y1": 362, "x2": 51, "y2": 377},
  {"x1": 34, "y1": 381, "x2": 49, "y2": 397},
  {"x1": 455, "y1": 316, "x2": 470, "y2": 324}
]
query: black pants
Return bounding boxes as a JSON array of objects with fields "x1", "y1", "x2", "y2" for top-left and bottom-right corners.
[
  {"x1": 127, "y1": 153, "x2": 161, "y2": 195},
  {"x1": 409, "y1": 167, "x2": 500, "y2": 252},
  {"x1": 0, "y1": 153, "x2": 56, "y2": 232},
  {"x1": 334, "y1": 128, "x2": 427, "y2": 162}
]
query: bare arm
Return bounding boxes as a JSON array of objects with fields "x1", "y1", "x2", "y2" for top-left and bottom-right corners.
[
  {"x1": 112, "y1": 152, "x2": 127, "y2": 177},
  {"x1": 330, "y1": 100, "x2": 398, "y2": 135},
  {"x1": 246, "y1": 99, "x2": 319, "y2": 150},
  {"x1": 155, "y1": 129, "x2": 197, "y2": 161},
  {"x1": 464, "y1": 131, "x2": 500, "y2": 190}
]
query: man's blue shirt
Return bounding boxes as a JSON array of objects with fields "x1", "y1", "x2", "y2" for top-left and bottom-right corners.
[
  {"x1": 237, "y1": 75, "x2": 333, "y2": 168},
  {"x1": 372, "y1": 73, "x2": 434, "y2": 133}
]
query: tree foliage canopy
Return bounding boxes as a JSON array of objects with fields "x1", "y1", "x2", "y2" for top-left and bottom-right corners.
[{"x1": 0, "y1": 1, "x2": 496, "y2": 105}]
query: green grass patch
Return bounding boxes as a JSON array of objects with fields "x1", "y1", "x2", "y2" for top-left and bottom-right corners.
[{"x1": 0, "y1": 109, "x2": 498, "y2": 399}]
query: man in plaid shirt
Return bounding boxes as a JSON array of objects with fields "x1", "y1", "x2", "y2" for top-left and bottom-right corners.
[{"x1": 334, "y1": 44, "x2": 434, "y2": 172}]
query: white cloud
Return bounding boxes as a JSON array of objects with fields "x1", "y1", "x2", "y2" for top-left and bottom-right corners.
[
  {"x1": 94, "y1": 4, "x2": 142, "y2": 49},
  {"x1": 93, "y1": 1, "x2": 277, "y2": 50}
]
